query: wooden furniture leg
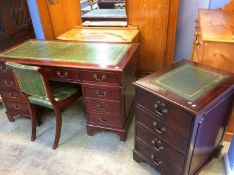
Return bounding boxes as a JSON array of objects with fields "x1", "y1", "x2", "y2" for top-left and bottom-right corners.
[{"x1": 53, "y1": 108, "x2": 62, "y2": 150}]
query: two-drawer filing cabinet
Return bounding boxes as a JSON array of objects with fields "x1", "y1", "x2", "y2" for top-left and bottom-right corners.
[{"x1": 133, "y1": 60, "x2": 234, "y2": 175}]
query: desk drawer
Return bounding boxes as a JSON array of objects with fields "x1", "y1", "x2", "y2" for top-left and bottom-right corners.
[
  {"x1": 85, "y1": 99, "x2": 121, "y2": 114},
  {"x1": 82, "y1": 70, "x2": 120, "y2": 84},
  {"x1": 136, "y1": 88, "x2": 193, "y2": 134},
  {"x1": 0, "y1": 78, "x2": 18, "y2": 90},
  {"x1": 4, "y1": 101, "x2": 29, "y2": 113},
  {"x1": 136, "y1": 107, "x2": 188, "y2": 154},
  {"x1": 135, "y1": 140, "x2": 182, "y2": 175},
  {"x1": 1, "y1": 90, "x2": 25, "y2": 103},
  {"x1": 44, "y1": 67, "x2": 80, "y2": 82},
  {"x1": 136, "y1": 124, "x2": 185, "y2": 170},
  {"x1": 87, "y1": 112, "x2": 122, "y2": 127},
  {"x1": 83, "y1": 84, "x2": 121, "y2": 101},
  {"x1": 0, "y1": 62, "x2": 13, "y2": 77}
]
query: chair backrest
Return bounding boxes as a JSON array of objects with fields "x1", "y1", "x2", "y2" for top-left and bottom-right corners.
[{"x1": 6, "y1": 62, "x2": 48, "y2": 98}]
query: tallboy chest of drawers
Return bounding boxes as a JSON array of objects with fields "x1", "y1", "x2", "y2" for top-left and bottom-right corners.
[{"x1": 133, "y1": 60, "x2": 234, "y2": 175}]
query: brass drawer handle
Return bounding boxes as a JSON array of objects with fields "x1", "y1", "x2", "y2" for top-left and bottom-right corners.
[
  {"x1": 150, "y1": 155, "x2": 162, "y2": 166},
  {"x1": 100, "y1": 117, "x2": 108, "y2": 122},
  {"x1": 4, "y1": 80, "x2": 13, "y2": 87},
  {"x1": 93, "y1": 74, "x2": 106, "y2": 81},
  {"x1": 0, "y1": 66, "x2": 8, "y2": 72},
  {"x1": 195, "y1": 32, "x2": 200, "y2": 45},
  {"x1": 153, "y1": 122, "x2": 166, "y2": 134},
  {"x1": 48, "y1": 0, "x2": 58, "y2": 4},
  {"x1": 96, "y1": 90, "x2": 107, "y2": 97},
  {"x1": 154, "y1": 100, "x2": 168, "y2": 117},
  {"x1": 56, "y1": 71, "x2": 68, "y2": 78},
  {"x1": 9, "y1": 92, "x2": 18, "y2": 99},
  {"x1": 152, "y1": 138, "x2": 164, "y2": 152},
  {"x1": 97, "y1": 103, "x2": 107, "y2": 110},
  {"x1": 13, "y1": 104, "x2": 21, "y2": 110}
]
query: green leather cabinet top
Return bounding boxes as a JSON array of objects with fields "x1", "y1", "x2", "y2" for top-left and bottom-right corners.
[
  {"x1": 134, "y1": 60, "x2": 233, "y2": 114},
  {"x1": 151, "y1": 64, "x2": 227, "y2": 101},
  {"x1": 0, "y1": 40, "x2": 131, "y2": 66}
]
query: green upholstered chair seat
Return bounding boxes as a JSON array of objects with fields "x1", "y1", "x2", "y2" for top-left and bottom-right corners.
[{"x1": 28, "y1": 82, "x2": 80, "y2": 109}]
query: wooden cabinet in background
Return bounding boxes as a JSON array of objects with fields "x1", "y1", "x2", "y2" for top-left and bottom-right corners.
[
  {"x1": 192, "y1": 9, "x2": 234, "y2": 141},
  {"x1": 0, "y1": 0, "x2": 35, "y2": 51}
]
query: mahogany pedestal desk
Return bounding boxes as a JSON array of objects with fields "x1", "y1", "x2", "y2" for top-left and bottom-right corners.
[
  {"x1": 0, "y1": 40, "x2": 139, "y2": 141},
  {"x1": 133, "y1": 60, "x2": 234, "y2": 175}
]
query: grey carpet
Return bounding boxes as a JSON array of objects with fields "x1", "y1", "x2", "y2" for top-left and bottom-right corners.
[{"x1": 0, "y1": 99, "x2": 229, "y2": 175}]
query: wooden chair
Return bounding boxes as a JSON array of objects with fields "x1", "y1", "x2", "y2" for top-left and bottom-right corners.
[{"x1": 6, "y1": 62, "x2": 82, "y2": 150}]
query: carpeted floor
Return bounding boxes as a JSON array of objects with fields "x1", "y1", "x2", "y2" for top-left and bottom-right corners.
[{"x1": 0, "y1": 99, "x2": 229, "y2": 175}]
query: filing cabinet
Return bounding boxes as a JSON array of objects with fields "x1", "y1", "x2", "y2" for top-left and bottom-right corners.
[{"x1": 133, "y1": 60, "x2": 234, "y2": 175}]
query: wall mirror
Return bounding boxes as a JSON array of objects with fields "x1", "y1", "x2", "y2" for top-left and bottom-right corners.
[{"x1": 80, "y1": 0, "x2": 127, "y2": 27}]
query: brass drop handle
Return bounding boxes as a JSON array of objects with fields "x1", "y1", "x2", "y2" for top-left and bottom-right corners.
[
  {"x1": 100, "y1": 117, "x2": 108, "y2": 122},
  {"x1": 154, "y1": 100, "x2": 168, "y2": 117},
  {"x1": 96, "y1": 90, "x2": 107, "y2": 97},
  {"x1": 150, "y1": 155, "x2": 162, "y2": 166},
  {"x1": 4, "y1": 80, "x2": 13, "y2": 86},
  {"x1": 97, "y1": 103, "x2": 107, "y2": 110},
  {"x1": 0, "y1": 66, "x2": 8, "y2": 72},
  {"x1": 195, "y1": 32, "x2": 200, "y2": 45},
  {"x1": 153, "y1": 122, "x2": 166, "y2": 134},
  {"x1": 9, "y1": 92, "x2": 17, "y2": 99},
  {"x1": 48, "y1": 0, "x2": 58, "y2": 4},
  {"x1": 56, "y1": 71, "x2": 68, "y2": 78},
  {"x1": 13, "y1": 104, "x2": 21, "y2": 110},
  {"x1": 152, "y1": 138, "x2": 164, "y2": 152},
  {"x1": 93, "y1": 74, "x2": 106, "y2": 81}
]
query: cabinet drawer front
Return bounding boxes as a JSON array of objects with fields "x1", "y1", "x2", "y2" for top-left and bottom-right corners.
[
  {"x1": 136, "y1": 124, "x2": 185, "y2": 170},
  {"x1": 0, "y1": 62, "x2": 13, "y2": 77},
  {"x1": 1, "y1": 90, "x2": 25, "y2": 102},
  {"x1": 87, "y1": 112, "x2": 121, "y2": 127},
  {"x1": 136, "y1": 107, "x2": 188, "y2": 154},
  {"x1": 83, "y1": 84, "x2": 121, "y2": 101},
  {"x1": 82, "y1": 70, "x2": 120, "y2": 84},
  {"x1": 85, "y1": 99, "x2": 121, "y2": 114},
  {"x1": 4, "y1": 102, "x2": 29, "y2": 113},
  {"x1": 44, "y1": 67, "x2": 80, "y2": 82},
  {"x1": 0, "y1": 79, "x2": 18, "y2": 90},
  {"x1": 135, "y1": 140, "x2": 182, "y2": 175},
  {"x1": 136, "y1": 88, "x2": 193, "y2": 134}
]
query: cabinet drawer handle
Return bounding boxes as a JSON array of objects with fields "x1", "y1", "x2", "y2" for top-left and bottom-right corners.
[
  {"x1": 152, "y1": 138, "x2": 164, "y2": 152},
  {"x1": 153, "y1": 122, "x2": 166, "y2": 134},
  {"x1": 13, "y1": 104, "x2": 21, "y2": 110},
  {"x1": 4, "y1": 80, "x2": 13, "y2": 87},
  {"x1": 150, "y1": 155, "x2": 162, "y2": 166},
  {"x1": 0, "y1": 66, "x2": 8, "y2": 72},
  {"x1": 97, "y1": 103, "x2": 107, "y2": 110},
  {"x1": 93, "y1": 74, "x2": 106, "y2": 81},
  {"x1": 56, "y1": 71, "x2": 68, "y2": 78},
  {"x1": 100, "y1": 118, "x2": 108, "y2": 122},
  {"x1": 96, "y1": 90, "x2": 107, "y2": 97},
  {"x1": 154, "y1": 100, "x2": 168, "y2": 117},
  {"x1": 9, "y1": 92, "x2": 18, "y2": 99}
]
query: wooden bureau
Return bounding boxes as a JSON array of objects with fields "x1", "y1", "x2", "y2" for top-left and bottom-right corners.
[
  {"x1": 0, "y1": 40, "x2": 139, "y2": 141},
  {"x1": 133, "y1": 60, "x2": 234, "y2": 175},
  {"x1": 192, "y1": 9, "x2": 234, "y2": 141}
]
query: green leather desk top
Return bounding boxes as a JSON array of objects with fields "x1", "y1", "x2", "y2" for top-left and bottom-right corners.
[
  {"x1": 151, "y1": 64, "x2": 227, "y2": 101},
  {"x1": 0, "y1": 40, "x2": 131, "y2": 66}
]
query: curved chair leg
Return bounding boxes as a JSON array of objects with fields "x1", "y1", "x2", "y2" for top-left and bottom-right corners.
[
  {"x1": 30, "y1": 104, "x2": 37, "y2": 141},
  {"x1": 53, "y1": 108, "x2": 62, "y2": 150}
]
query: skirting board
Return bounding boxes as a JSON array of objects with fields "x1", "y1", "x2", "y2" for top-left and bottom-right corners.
[{"x1": 225, "y1": 154, "x2": 234, "y2": 175}]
